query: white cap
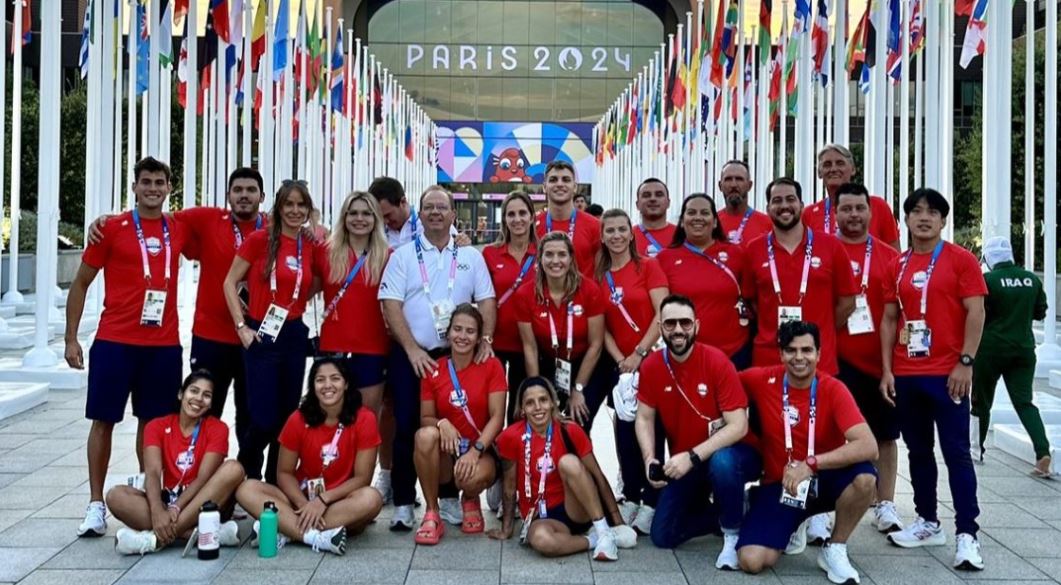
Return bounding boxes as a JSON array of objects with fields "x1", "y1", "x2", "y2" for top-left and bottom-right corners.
[{"x1": 982, "y1": 236, "x2": 1014, "y2": 269}]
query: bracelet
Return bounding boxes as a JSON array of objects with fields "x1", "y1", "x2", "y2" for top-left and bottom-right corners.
[
  {"x1": 167, "y1": 503, "x2": 181, "y2": 516},
  {"x1": 318, "y1": 494, "x2": 331, "y2": 506}
]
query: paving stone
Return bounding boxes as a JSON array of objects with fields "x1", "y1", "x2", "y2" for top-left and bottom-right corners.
[
  {"x1": 982, "y1": 527, "x2": 1061, "y2": 558},
  {"x1": 42, "y1": 535, "x2": 139, "y2": 569},
  {"x1": 115, "y1": 545, "x2": 238, "y2": 582},
  {"x1": 0, "y1": 417, "x2": 77, "y2": 435},
  {"x1": 673, "y1": 548, "x2": 784, "y2": 584},
  {"x1": 312, "y1": 547, "x2": 413, "y2": 583},
  {"x1": 972, "y1": 502, "x2": 1051, "y2": 529},
  {"x1": 1013, "y1": 496, "x2": 1061, "y2": 521},
  {"x1": 0, "y1": 451, "x2": 56, "y2": 474},
  {"x1": 0, "y1": 508, "x2": 32, "y2": 533},
  {"x1": 405, "y1": 569, "x2": 500, "y2": 585},
  {"x1": 11, "y1": 465, "x2": 90, "y2": 489},
  {"x1": 923, "y1": 531, "x2": 1053, "y2": 581},
  {"x1": 978, "y1": 476, "x2": 1061, "y2": 498},
  {"x1": 500, "y1": 539, "x2": 593, "y2": 584},
  {"x1": 226, "y1": 540, "x2": 326, "y2": 570},
  {"x1": 850, "y1": 552, "x2": 967, "y2": 585},
  {"x1": 17, "y1": 569, "x2": 125, "y2": 585},
  {"x1": 0, "y1": 546, "x2": 63, "y2": 582},
  {"x1": 213, "y1": 568, "x2": 314, "y2": 585},
  {"x1": 1025, "y1": 557, "x2": 1061, "y2": 581},
  {"x1": 588, "y1": 546, "x2": 681, "y2": 573},
  {"x1": 410, "y1": 533, "x2": 501, "y2": 570},
  {"x1": 0, "y1": 517, "x2": 80, "y2": 548},
  {"x1": 32, "y1": 494, "x2": 97, "y2": 519},
  {"x1": 592, "y1": 572, "x2": 688, "y2": 585},
  {"x1": 0, "y1": 433, "x2": 37, "y2": 449}
]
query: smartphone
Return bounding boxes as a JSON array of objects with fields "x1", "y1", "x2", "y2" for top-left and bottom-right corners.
[{"x1": 648, "y1": 461, "x2": 667, "y2": 483}]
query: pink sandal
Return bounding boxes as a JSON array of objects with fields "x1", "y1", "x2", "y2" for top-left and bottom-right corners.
[
  {"x1": 414, "y1": 510, "x2": 445, "y2": 545},
  {"x1": 461, "y1": 499, "x2": 485, "y2": 534}
]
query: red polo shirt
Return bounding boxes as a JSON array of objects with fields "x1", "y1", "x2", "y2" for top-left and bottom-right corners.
[
  {"x1": 514, "y1": 279, "x2": 605, "y2": 360},
  {"x1": 598, "y1": 259, "x2": 668, "y2": 356},
  {"x1": 837, "y1": 238, "x2": 900, "y2": 377},
  {"x1": 278, "y1": 408, "x2": 381, "y2": 491},
  {"x1": 483, "y1": 243, "x2": 538, "y2": 353},
  {"x1": 637, "y1": 343, "x2": 748, "y2": 453},
  {"x1": 633, "y1": 223, "x2": 677, "y2": 258},
  {"x1": 143, "y1": 414, "x2": 229, "y2": 491},
  {"x1": 802, "y1": 196, "x2": 900, "y2": 245},
  {"x1": 495, "y1": 420, "x2": 593, "y2": 519},
  {"x1": 313, "y1": 246, "x2": 390, "y2": 355},
  {"x1": 420, "y1": 356, "x2": 507, "y2": 440},
  {"x1": 237, "y1": 230, "x2": 320, "y2": 322},
  {"x1": 883, "y1": 241, "x2": 988, "y2": 376},
  {"x1": 657, "y1": 241, "x2": 751, "y2": 357},
  {"x1": 535, "y1": 209, "x2": 601, "y2": 279},
  {"x1": 718, "y1": 208, "x2": 773, "y2": 246},
  {"x1": 742, "y1": 229, "x2": 858, "y2": 375}
]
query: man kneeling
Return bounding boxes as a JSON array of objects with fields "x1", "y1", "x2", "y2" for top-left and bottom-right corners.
[{"x1": 738, "y1": 321, "x2": 878, "y2": 584}]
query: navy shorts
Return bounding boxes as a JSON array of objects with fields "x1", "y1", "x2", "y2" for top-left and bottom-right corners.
[
  {"x1": 342, "y1": 354, "x2": 387, "y2": 388},
  {"x1": 838, "y1": 360, "x2": 901, "y2": 442},
  {"x1": 737, "y1": 461, "x2": 877, "y2": 551},
  {"x1": 535, "y1": 504, "x2": 593, "y2": 535},
  {"x1": 87, "y1": 340, "x2": 182, "y2": 423}
]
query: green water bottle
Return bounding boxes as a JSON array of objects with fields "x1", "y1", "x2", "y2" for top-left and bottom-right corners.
[{"x1": 258, "y1": 502, "x2": 279, "y2": 558}]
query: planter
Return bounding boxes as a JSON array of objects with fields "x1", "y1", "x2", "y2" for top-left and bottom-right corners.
[{"x1": 0, "y1": 249, "x2": 84, "y2": 292}]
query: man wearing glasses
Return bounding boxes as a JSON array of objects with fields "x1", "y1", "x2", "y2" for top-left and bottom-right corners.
[{"x1": 634, "y1": 294, "x2": 760, "y2": 570}]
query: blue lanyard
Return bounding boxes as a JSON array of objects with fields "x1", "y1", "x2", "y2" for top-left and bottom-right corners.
[
  {"x1": 897, "y1": 239, "x2": 945, "y2": 318},
  {"x1": 232, "y1": 213, "x2": 264, "y2": 249},
  {"x1": 545, "y1": 210, "x2": 576, "y2": 240},
  {"x1": 131, "y1": 208, "x2": 172, "y2": 284},
  {"x1": 637, "y1": 224, "x2": 663, "y2": 251},
  {"x1": 499, "y1": 254, "x2": 536, "y2": 306},
  {"x1": 604, "y1": 270, "x2": 640, "y2": 332},
  {"x1": 823, "y1": 198, "x2": 836, "y2": 235},
  {"x1": 322, "y1": 250, "x2": 369, "y2": 321},
  {"x1": 174, "y1": 419, "x2": 203, "y2": 487},
  {"x1": 270, "y1": 234, "x2": 304, "y2": 303},
  {"x1": 731, "y1": 208, "x2": 755, "y2": 243},
  {"x1": 447, "y1": 359, "x2": 466, "y2": 404},
  {"x1": 782, "y1": 374, "x2": 818, "y2": 460},
  {"x1": 523, "y1": 420, "x2": 554, "y2": 516}
]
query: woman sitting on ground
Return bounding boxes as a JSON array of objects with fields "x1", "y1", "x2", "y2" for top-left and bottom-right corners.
[
  {"x1": 414, "y1": 303, "x2": 507, "y2": 544},
  {"x1": 106, "y1": 370, "x2": 245, "y2": 555},
  {"x1": 235, "y1": 357, "x2": 383, "y2": 556},
  {"x1": 488, "y1": 377, "x2": 636, "y2": 560}
]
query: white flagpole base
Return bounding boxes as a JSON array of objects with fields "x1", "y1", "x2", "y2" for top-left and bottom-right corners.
[
  {"x1": 0, "y1": 359, "x2": 86, "y2": 390},
  {"x1": 21, "y1": 346, "x2": 59, "y2": 369},
  {"x1": 1036, "y1": 343, "x2": 1061, "y2": 380},
  {"x1": 1, "y1": 290, "x2": 25, "y2": 305},
  {"x1": 0, "y1": 381, "x2": 49, "y2": 421}
]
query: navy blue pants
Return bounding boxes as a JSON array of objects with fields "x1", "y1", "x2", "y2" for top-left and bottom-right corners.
[
  {"x1": 496, "y1": 350, "x2": 528, "y2": 425},
  {"x1": 387, "y1": 344, "x2": 449, "y2": 507},
  {"x1": 239, "y1": 318, "x2": 309, "y2": 484},
  {"x1": 190, "y1": 335, "x2": 248, "y2": 442},
  {"x1": 651, "y1": 443, "x2": 762, "y2": 549},
  {"x1": 895, "y1": 375, "x2": 981, "y2": 536}
]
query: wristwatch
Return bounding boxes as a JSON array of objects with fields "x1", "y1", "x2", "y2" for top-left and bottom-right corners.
[
  {"x1": 687, "y1": 450, "x2": 703, "y2": 467},
  {"x1": 634, "y1": 346, "x2": 650, "y2": 358},
  {"x1": 480, "y1": 335, "x2": 494, "y2": 345},
  {"x1": 473, "y1": 441, "x2": 486, "y2": 453},
  {"x1": 235, "y1": 322, "x2": 246, "y2": 330},
  {"x1": 574, "y1": 383, "x2": 585, "y2": 393},
  {"x1": 806, "y1": 455, "x2": 819, "y2": 473},
  {"x1": 959, "y1": 354, "x2": 975, "y2": 367}
]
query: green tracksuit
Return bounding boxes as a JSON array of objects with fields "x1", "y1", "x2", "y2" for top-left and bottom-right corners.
[{"x1": 972, "y1": 261, "x2": 1051, "y2": 459}]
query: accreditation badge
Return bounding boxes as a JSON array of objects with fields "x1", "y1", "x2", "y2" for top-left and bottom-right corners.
[
  {"x1": 778, "y1": 305, "x2": 803, "y2": 325},
  {"x1": 846, "y1": 295, "x2": 875, "y2": 335},
  {"x1": 905, "y1": 320, "x2": 932, "y2": 358},
  {"x1": 257, "y1": 303, "x2": 290, "y2": 342},
  {"x1": 555, "y1": 359, "x2": 572, "y2": 395},
  {"x1": 432, "y1": 299, "x2": 456, "y2": 341},
  {"x1": 140, "y1": 290, "x2": 167, "y2": 327}
]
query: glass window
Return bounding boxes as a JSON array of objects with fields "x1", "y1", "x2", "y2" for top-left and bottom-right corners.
[
  {"x1": 399, "y1": 0, "x2": 426, "y2": 39},
  {"x1": 502, "y1": 2, "x2": 531, "y2": 46},
  {"x1": 504, "y1": 78, "x2": 531, "y2": 120},
  {"x1": 424, "y1": 1, "x2": 452, "y2": 44},
  {"x1": 450, "y1": 1, "x2": 478, "y2": 43}
]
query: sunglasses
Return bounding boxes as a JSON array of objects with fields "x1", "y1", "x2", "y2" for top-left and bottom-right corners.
[{"x1": 661, "y1": 318, "x2": 695, "y2": 331}]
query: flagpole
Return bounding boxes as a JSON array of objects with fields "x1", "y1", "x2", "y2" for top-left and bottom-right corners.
[
  {"x1": 159, "y1": 1, "x2": 173, "y2": 166},
  {"x1": 146, "y1": 0, "x2": 160, "y2": 157},
  {"x1": 779, "y1": 1, "x2": 788, "y2": 176},
  {"x1": 81, "y1": 0, "x2": 102, "y2": 318},
  {"x1": 749, "y1": 41, "x2": 757, "y2": 183},
  {"x1": 940, "y1": 1, "x2": 953, "y2": 241},
  {"x1": 3, "y1": 0, "x2": 27, "y2": 306},
  {"x1": 0, "y1": 0, "x2": 7, "y2": 319},
  {"x1": 885, "y1": 80, "x2": 893, "y2": 211},
  {"x1": 209, "y1": 58, "x2": 219, "y2": 205},
  {"x1": 922, "y1": 0, "x2": 938, "y2": 189},
  {"x1": 111, "y1": 1, "x2": 123, "y2": 214},
  {"x1": 898, "y1": 0, "x2": 910, "y2": 249},
  {"x1": 1023, "y1": 0, "x2": 1035, "y2": 269},
  {"x1": 871, "y1": 0, "x2": 887, "y2": 198},
  {"x1": 1037, "y1": 0, "x2": 1059, "y2": 369},
  {"x1": 833, "y1": 0, "x2": 848, "y2": 144},
  {"x1": 324, "y1": 7, "x2": 334, "y2": 212},
  {"x1": 736, "y1": 1, "x2": 745, "y2": 163},
  {"x1": 797, "y1": 0, "x2": 813, "y2": 196},
  {"x1": 913, "y1": 47, "x2": 923, "y2": 192},
  {"x1": 261, "y1": 8, "x2": 274, "y2": 199},
  {"x1": 127, "y1": 0, "x2": 139, "y2": 204}
]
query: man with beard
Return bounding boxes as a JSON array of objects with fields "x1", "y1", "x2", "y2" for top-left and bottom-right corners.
[
  {"x1": 737, "y1": 321, "x2": 878, "y2": 585},
  {"x1": 716, "y1": 161, "x2": 772, "y2": 246},
  {"x1": 635, "y1": 295, "x2": 759, "y2": 569},
  {"x1": 632, "y1": 178, "x2": 676, "y2": 258},
  {"x1": 573, "y1": 192, "x2": 589, "y2": 211},
  {"x1": 535, "y1": 160, "x2": 601, "y2": 277},
  {"x1": 834, "y1": 183, "x2": 903, "y2": 534},
  {"x1": 803, "y1": 145, "x2": 900, "y2": 249},
  {"x1": 369, "y1": 176, "x2": 463, "y2": 248}
]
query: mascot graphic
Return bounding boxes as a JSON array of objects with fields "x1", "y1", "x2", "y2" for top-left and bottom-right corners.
[{"x1": 489, "y1": 148, "x2": 533, "y2": 183}]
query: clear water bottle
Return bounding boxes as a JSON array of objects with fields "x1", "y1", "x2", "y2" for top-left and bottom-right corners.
[
  {"x1": 258, "y1": 501, "x2": 279, "y2": 558},
  {"x1": 197, "y1": 500, "x2": 220, "y2": 560}
]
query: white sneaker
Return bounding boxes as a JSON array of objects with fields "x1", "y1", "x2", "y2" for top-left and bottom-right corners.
[
  {"x1": 632, "y1": 504, "x2": 654, "y2": 535},
  {"x1": 115, "y1": 528, "x2": 158, "y2": 555},
  {"x1": 873, "y1": 501, "x2": 904, "y2": 533},
  {"x1": 613, "y1": 524, "x2": 638, "y2": 549},
  {"x1": 77, "y1": 501, "x2": 107, "y2": 537},
  {"x1": 218, "y1": 520, "x2": 240, "y2": 547},
  {"x1": 715, "y1": 533, "x2": 740, "y2": 570},
  {"x1": 618, "y1": 500, "x2": 639, "y2": 525},
  {"x1": 953, "y1": 533, "x2": 985, "y2": 571},
  {"x1": 887, "y1": 517, "x2": 946, "y2": 548},
  {"x1": 817, "y1": 542, "x2": 861, "y2": 584},
  {"x1": 374, "y1": 470, "x2": 393, "y2": 505},
  {"x1": 251, "y1": 520, "x2": 290, "y2": 550},
  {"x1": 592, "y1": 527, "x2": 619, "y2": 561},
  {"x1": 784, "y1": 519, "x2": 808, "y2": 555},
  {"x1": 487, "y1": 479, "x2": 503, "y2": 512},
  {"x1": 439, "y1": 498, "x2": 463, "y2": 525},
  {"x1": 807, "y1": 513, "x2": 832, "y2": 544},
  {"x1": 304, "y1": 526, "x2": 347, "y2": 555},
  {"x1": 390, "y1": 504, "x2": 415, "y2": 531}
]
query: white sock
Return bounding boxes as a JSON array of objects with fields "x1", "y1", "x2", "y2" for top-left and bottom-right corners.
[
  {"x1": 592, "y1": 518, "x2": 609, "y2": 535},
  {"x1": 829, "y1": 542, "x2": 848, "y2": 554},
  {"x1": 721, "y1": 527, "x2": 739, "y2": 537},
  {"x1": 302, "y1": 528, "x2": 319, "y2": 544},
  {"x1": 378, "y1": 469, "x2": 391, "y2": 481}
]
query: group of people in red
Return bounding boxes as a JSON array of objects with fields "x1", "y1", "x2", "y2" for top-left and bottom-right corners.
[{"x1": 63, "y1": 143, "x2": 990, "y2": 582}]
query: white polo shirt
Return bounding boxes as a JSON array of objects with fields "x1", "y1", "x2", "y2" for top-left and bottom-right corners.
[{"x1": 378, "y1": 236, "x2": 495, "y2": 350}]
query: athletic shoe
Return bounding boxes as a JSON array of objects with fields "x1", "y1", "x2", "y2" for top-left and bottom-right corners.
[
  {"x1": 304, "y1": 526, "x2": 347, "y2": 555},
  {"x1": 439, "y1": 498, "x2": 463, "y2": 526},
  {"x1": 115, "y1": 528, "x2": 158, "y2": 555},
  {"x1": 218, "y1": 520, "x2": 240, "y2": 547},
  {"x1": 390, "y1": 504, "x2": 415, "y2": 531},
  {"x1": 374, "y1": 470, "x2": 393, "y2": 505},
  {"x1": 613, "y1": 524, "x2": 638, "y2": 549},
  {"x1": 715, "y1": 533, "x2": 740, "y2": 571},
  {"x1": 887, "y1": 517, "x2": 946, "y2": 548},
  {"x1": 251, "y1": 520, "x2": 290, "y2": 550},
  {"x1": 486, "y1": 479, "x2": 503, "y2": 512},
  {"x1": 953, "y1": 533, "x2": 985, "y2": 571},
  {"x1": 817, "y1": 541, "x2": 861, "y2": 584},
  {"x1": 873, "y1": 501, "x2": 904, "y2": 533},
  {"x1": 807, "y1": 513, "x2": 832, "y2": 544},
  {"x1": 632, "y1": 504, "x2": 654, "y2": 535},
  {"x1": 592, "y1": 527, "x2": 619, "y2": 561},
  {"x1": 784, "y1": 519, "x2": 808, "y2": 555},
  {"x1": 77, "y1": 501, "x2": 107, "y2": 537},
  {"x1": 618, "y1": 500, "x2": 639, "y2": 526}
]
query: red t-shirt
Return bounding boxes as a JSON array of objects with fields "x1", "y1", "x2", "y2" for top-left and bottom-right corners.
[
  {"x1": 802, "y1": 196, "x2": 900, "y2": 245},
  {"x1": 883, "y1": 242, "x2": 988, "y2": 376},
  {"x1": 483, "y1": 243, "x2": 538, "y2": 353},
  {"x1": 740, "y1": 365, "x2": 865, "y2": 483},
  {"x1": 143, "y1": 414, "x2": 229, "y2": 491},
  {"x1": 495, "y1": 420, "x2": 593, "y2": 518},
  {"x1": 535, "y1": 209, "x2": 602, "y2": 279},
  {"x1": 313, "y1": 246, "x2": 389, "y2": 355},
  {"x1": 718, "y1": 208, "x2": 773, "y2": 246},
  {"x1": 277, "y1": 408, "x2": 381, "y2": 491},
  {"x1": 82, "y1": 211, "x2": 188, "y2": 346},
  {"x1": 420, "y1": 356, "x2": 507, "y2": 440},
  {"x1": 633, "y1": 223, "x2": 677, "y2": 258},
  {"x1": 657, "y1": 242, "x2": 751, "y2": 357},
  {"x1": 237, "y1": 230, "x2": 319, "y2": 321},
  {"x1": 598, "y1": 259, "x2": 668, "y2": 356},
  {"x1": 514, "y1": 279, "x2": 605, "y2": 360},
  {"x1": 743, "y1": 230, "x2": 858, "y2": 374},
  {"x1": 837, "y1": 238, "x2": 901, "y2": 377},
  {"x1": 637, "y1": 344, "x2": 748, "y2": 453},
  {"x1": 177, "y1": 207, "x2": 267, "y2": 344}
]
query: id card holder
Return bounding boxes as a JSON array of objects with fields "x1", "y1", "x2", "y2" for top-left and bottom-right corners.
[
  {"x1": 905, "y1": 320, "x2": 932, "y2": 358},
  {"x1": 708, "y1": 418, "x2": 727, "y2": 437},
  {"x1": 258, "y1": 303, "x2": 289, "y2": 342},
  {"x1": 140, "y1": 289, "x2": 167, "y2": 327},
  {"x1": 519, "y1": 517, "x2": 531, "y2": 544},
  {"x1": 432, "y1": 300, "x2": 455, "y2": 340},
  {"x1": 555, "y1": 359, "x2": 572, "y2": 395},
  {"x1": 780, "y1": 477, "x2": 813, "y2": 509},
  {"x1": 778, "y1": 305, "x2": 803, "y2": 325},
  {"x1": 846, "y1": 295, "x2": 875, "y2": 335},
  {"x1": 304, "y1": 477, "x2": 326, "y2": 501},
  {"x1": 458, "y1": 438, "x2": 470, "y2": 456}
]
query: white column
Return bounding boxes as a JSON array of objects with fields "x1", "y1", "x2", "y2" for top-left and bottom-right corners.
[
  {"x1": 940, "y1": 4, "x2": 954, "y2": 241},
  {"x1": 148, "y1": 0, "x2": 161, "y2": 157},
  {"x1": 242, "y1": 1, "x2": 253, "y2": 167},
  {"x1": 833, "y1": 0, "x2": 848, "y2": 145},
  {"x1": 981, "y1": 0, "x2": 1011, "y2": 243},
  {"x1": 184, "y1": 0, "x2": 198, "y2": 210},
  {"x1": 871, "y1": 0, "x2": 887, "y2": 197},
  {"x1": 23, "y1": 0, "x2": 60, "y2": 367},
  {"x1": 127, "y1": 0, "x2": 139, "y2": 201},
  {"x1": 923, "y1": 0, "x2": 939, "y2": 189},
  {"x1": 899, "y1": 0, "x2": 911, "y2": 249},
  {"x1": 3, "y1": 0, "x2": 26, "y2": 305},
  {"x1": 1023, "y1": 0, "x2": 1035, "y2": 270},
  {"x1": 1037, "y1": 0, "x2": 1059, "y2": 369},
  {"x1": 0, "y1": 0, "x2": 7, "y2": 322}
]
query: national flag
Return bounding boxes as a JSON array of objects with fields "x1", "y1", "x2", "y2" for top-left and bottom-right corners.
[
  {"x1": 404, "y1": 123, "x2": 414, "y2": 161},
  {"x1": 710, "y1": 0, "x2": 739, "y2": 87},
  {"x1": 784, "y1": 32, "x2": 800, "y2": 113},
  {"x1": 959, "y1": 0, "x2": 989, "y2": 68},
  {"x1": 250, "y1": 0, "x2": 267, "y2": 68},
  {"x1": 273, "y1": 0, "x2": 291, "y2": 80},
  {"x1": 665, "y1": 35, "x2": 678, "y2": 115},
  {"x1": 199, "y1": 10, "x2": 220, "y2": 92},
  {"x1": 886, "y1": 0, "x2": 902, "y2": 80},
  {"x1": 136, "y1": 1, "x2": 149, "y2": 95},
  {"x1": 226, "y1": 0, "x2": 244, "y2": 80},
  {"x1": 767, "y1": 47, "x2": 783, "y2": 128},
  {"x1": 811, "y1": 0, "x2": 830, "y2": 76},
  {"x1": 742, "y1": 50, "x2": 754, "y2": 136},
  {"x1": 847, "y1": 4, "x2": 870, "y2": 72},
  {"x1": 956, "y1": 0, "x2": 976, "y2": 16},
  {"x1": 330, "y1": 28, "x2": 346, "y2": 112},
  {"x1": 909, "y1": 0, "x2": 924, "y2": 54},
  {"x1": 12, "y1": 0, "x2": 33, "y2": 52},
  {"x1": 79, "y1": 0, "x2": 93, "y2": 79},
  {"x1": 794, "y1": 0, "x2": 812, "y2": 34},
  {"x1": 210, "y1": 0, "x2": 230, "y2": 43},
  {"x1": 174, "y1": 0, "x2": 188, "y2": 27},
  {"x1": 177, "y1": 34, "x2": 189, "y2": 107},
  {"x1": 759, "y1": 0, "x2": 773, "y2": 64},
  {"x1": 308, "y1": 10, "x2": 325, "y2": 98},
  {"x1": 159, "y1": 0, "x2": 175, "y2": 69}
]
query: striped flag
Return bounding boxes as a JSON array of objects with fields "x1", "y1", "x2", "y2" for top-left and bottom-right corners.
[
  {"x1": 211, "y1": 0, "x2": 230, "y2": 43},
  {"x1": 330, "y1": 28, "x2": 346, "y2": 112},
  {"x1": 11, "y1": 0, "x2": 33, "y2": 53},
  {"x1": 136, "y1": 1, "x2": 149, "y2": 95},
  {"x1": 79, "y1": 0, "x2": 93, "y2": 79},
  {"x1": 909, "y1": 0, "x2": 924, "y2": 54},
  {"x1": 250, "y1": 0, "x2": 267, "y2": 69},
  {"x1": 759, "y1": 0, "x2": 772, "y2": 64},
  {"x1": 811, "y1": 0, "x2": 830, "y2": 76},
  {"x1": 886, "y1": 0, "x2": 902, "y2": 80},
  {"x1": 710, "y1": 0, "x2": 739, "y2": 87},
  {"x1": 273, "y1": 0, "x2": 291, "y2": 80},
  {"x1": 159, "y1": 0, "x2": 175, "y2": 69},
  {"x1": 959, "y1": 0, "x2": 989, "y2": 68}
]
